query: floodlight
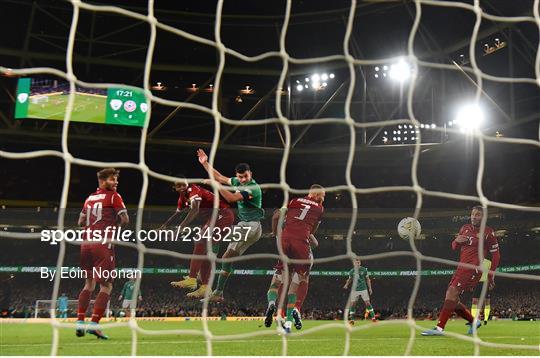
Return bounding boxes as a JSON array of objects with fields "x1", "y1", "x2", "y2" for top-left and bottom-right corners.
[
  {"x1": 455, "y1": 104, "x2": 484, "y2": 131},
  {"x1": 389, "y1": 59, "x2": 411, "y2": 82}
]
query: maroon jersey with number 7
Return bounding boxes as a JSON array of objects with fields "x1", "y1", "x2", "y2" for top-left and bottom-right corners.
[{"x1": 281, "y1": 196, "x2": 324, "y2": 242}]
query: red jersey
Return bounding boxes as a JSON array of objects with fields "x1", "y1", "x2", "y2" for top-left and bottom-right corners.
[
  {"x1": 81, "y1": 188, "x2": 127, "y2": 242},
  {"x1": 453, "y1": 224, "x2": 500, "y2": 267},
  {"x1": 282, "y1": 196, "x2": 324, "y2": 242},
  {"x1": 177, "y1": 184, "x2": 232, "y2": 222}
]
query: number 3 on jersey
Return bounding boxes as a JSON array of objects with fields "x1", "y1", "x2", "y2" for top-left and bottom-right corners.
[
  {"x1": 294, "y1": 204, "x2": 311, "y2": 220},
  {"x1": 86, "y1": 202, "x2": 103, "y2": 226}
]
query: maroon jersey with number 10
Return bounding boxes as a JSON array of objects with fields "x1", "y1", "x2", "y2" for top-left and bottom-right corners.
[
  {"x1": 281, "y1": 196, "x2": 324, "y2": 242},
  {"x1": 81, "y1": 188, "x2": 127, "y2": 243}
]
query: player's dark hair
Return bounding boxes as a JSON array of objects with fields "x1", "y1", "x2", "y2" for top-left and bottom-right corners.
[
  {"x1": 471, "y1": 205, "x2": 484, "y2": 213},
  {"x1": 97, "y1": 168, "x2": 119, "y2": 180},
  {"x1": 172, "y1": 174, "x2": 188, "y2": 188},
  {"x1": 235, "y1": 163, "x2": 251, "y2": 174},
  {"x1": 174, "y1": 174, "x2": 186, "y2": 182}
]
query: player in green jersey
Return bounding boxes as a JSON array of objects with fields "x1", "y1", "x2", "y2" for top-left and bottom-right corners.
[
  {"x1": 343, "y1": 258, "x2": 376, "y2": 323},
  {"x1": 118, "y1": 278, "x2": 142, "y2": 317},
  {"x1": 197, "y1": 149, "x2": 264, "y2": 301}
]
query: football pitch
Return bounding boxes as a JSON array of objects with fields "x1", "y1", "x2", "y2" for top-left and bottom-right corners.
[
  {"x1": 27, "y1": 93, "x2": 105, "y2": 123},
  {"x1": 1, "y1": 320, "x2": 538, "y2": 356}
]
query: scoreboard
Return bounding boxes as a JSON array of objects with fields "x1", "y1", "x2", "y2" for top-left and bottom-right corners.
[{"x1": 15, "y1": 78, "x2": 148, "y2": 127}]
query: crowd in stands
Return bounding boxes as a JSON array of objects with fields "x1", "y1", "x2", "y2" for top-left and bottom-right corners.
[{"x1": 3, "y1": 274, "x2": 538, "y2": 321}]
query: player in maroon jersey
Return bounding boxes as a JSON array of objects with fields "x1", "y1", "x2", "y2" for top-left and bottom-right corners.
[
  {"x1": 422, "y1": 206, "x2": 500, "y2": 336},
  {"x1": 274, "y1": 234, "x2": 318, "y2": 324},
  {"x1": 264, "y1": 184, "x2": 325, "y2": 332},
  {"x1": 76, "y1": 168, "x2": 129, "y2": 339},
  {"x1": 168, "y1": 178, "x2": 235, "y2": 298}
]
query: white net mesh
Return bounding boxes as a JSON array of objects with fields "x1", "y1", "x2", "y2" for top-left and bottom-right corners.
[{"x1": 1, "y1": 0, "x2": 539, "y2": 355}]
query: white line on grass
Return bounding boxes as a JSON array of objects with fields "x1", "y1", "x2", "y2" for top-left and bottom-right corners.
[{"x1": 0, "y1": 336, "x2": 532, "y2": 348}]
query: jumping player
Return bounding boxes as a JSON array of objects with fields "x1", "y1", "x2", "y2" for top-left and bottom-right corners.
[
  {"x1": 76, "y1": 168, "x2": 129, "y2": 339},
  {"x1": 422, "y1": 206, "x2": 500, "y2": 336},
  {"x1": 197, "y1": 149, "x2": 264, "y2": 301},
  {"x1": 169, "y1": 178, "x2": 235, "y2": 299}
]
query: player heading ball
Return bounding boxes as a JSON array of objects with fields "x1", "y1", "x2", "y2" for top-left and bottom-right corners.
[{"x1": 197, "y1": 149, "x2": 264, "y2": 302}]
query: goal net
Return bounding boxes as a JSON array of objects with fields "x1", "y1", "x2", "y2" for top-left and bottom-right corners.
[
  {"x1": 34, "y1": 299, "x2": 110, "y2": 319},
  {"x1": 0, "y1": 0, "x2": 539, "y2": 356}
]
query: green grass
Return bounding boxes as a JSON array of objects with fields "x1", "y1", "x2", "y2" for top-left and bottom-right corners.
[
  {"x1": 1, "y1": 320, "x2": 539, "y2": 356},
  {"x1": 27, "y1": 93, "x2": 105, "y2": 123}
]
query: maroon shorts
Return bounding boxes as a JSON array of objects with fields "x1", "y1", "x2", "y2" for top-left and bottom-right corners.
[
  {"x1": 202, "y1": 209, "x2": 235, "y2": 243},
  {"x1": 274, "y1": 239, "x2": 312, "y2": 276},
  {"x1": 80, "y1": 243, "x2": 115, "y2": 284},
  {"x1": 448, "y1": 268, "x2": 480, "y2": 294}
]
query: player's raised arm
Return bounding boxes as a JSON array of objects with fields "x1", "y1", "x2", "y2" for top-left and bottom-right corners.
[{"x1": 197, "y1": 148, "x2": 231, "y2": 185}]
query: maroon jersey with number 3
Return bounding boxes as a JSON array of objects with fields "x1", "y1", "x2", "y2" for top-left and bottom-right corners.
[{"x1": 281, "y1": 196, "x2": 324, "y2": 242}]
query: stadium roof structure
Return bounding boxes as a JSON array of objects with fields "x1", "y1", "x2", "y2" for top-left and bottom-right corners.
[{"x1": 0, "y1": 0, "x2": 539, "y2": 163}]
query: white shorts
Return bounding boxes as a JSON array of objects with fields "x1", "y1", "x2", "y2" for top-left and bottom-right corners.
[
  {"x1": 351, "y1": 290, "x2": 370, "y2": 302},
  {"x1": 227, "y1": 221, "x2": 262, "y2": 255},
  {"x1": 122, "y1": 299, "x2": 135, "y2": 309}
]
